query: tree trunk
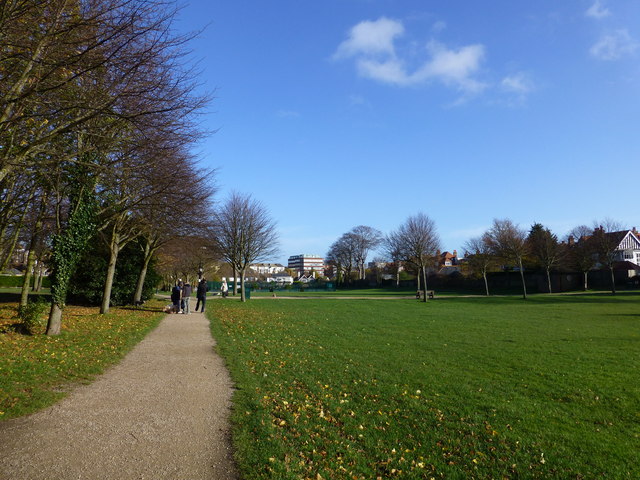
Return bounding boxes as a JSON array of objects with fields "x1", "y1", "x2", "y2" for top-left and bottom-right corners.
[
  {"x1": 20, "y1": 248, "x2": 36, "y2": 307},
  {"x1": 46, "y1": 303, "x2": 63, "y2": 335},
  {"x1": 0, "y1": 187, "x2": 34, "y2": 271},
  {"x1": 0, "y1": 220, "x2": 24, "y2": 271},
  {"x1": 395, "y1": 267, "x2": 400, "y2": 288},
  {"x1": 546, "y1": 267, "x2": 552, "y2": 294},
  {"x1": 518, "y1": 258, "x2": 527, "y2": 299},
  {"x1": 232, "y1": 266, "x2": 238, "y2": 295},
  {"x1": 422, "y1": 265, "x2": 428, "y2": 303},
  {"x1": 100, "y1": 232, "x2": 121, "y2": 314},
  {"x1": 582, "y1": 271, "x2": 588, "y2": 291},
  {"x1": 133, "y1": 241, "x2": 154, "y2": 304},
  {"x1": 36, "y1": 263, "x2": 44, "y2": 291},
  {"x1": 33, "y1": 263, "x2": 42, "y2": 292},
  {"x1": 483, "y1": 271, "x2": 489, "y2": 296},
  {"x1": 609, "y1": 267, "x2": 616, "y2": 294},
  {"x1": 240, "y1": 268, "x2": 246, "y2": 302},
  {"x1": 20, "y1": 192, "x2": 48, "y2": 306}
]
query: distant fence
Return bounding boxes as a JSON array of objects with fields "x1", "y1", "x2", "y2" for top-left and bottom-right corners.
[{"x1": 209, "y1": 281, "x2": 336, "y2": 293}]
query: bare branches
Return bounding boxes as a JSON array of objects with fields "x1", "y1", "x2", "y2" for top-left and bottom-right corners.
[
  {"x1": 0, "y1": 0, "x2": 208, "y2": 182},
  {"x1": 210, "y1": 193, "x2": 279, "y2": 301},
  {"x1": 389, "y1": 213, "x2": 441, "y2": 302},
  {"x1": 484, "y1": 219, "x2": 529, "y2": 299}
]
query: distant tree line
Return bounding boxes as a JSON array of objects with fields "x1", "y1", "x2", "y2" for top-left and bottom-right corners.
[{"x1": 327, "y1": 215, "x2": 630, "y2": 301}]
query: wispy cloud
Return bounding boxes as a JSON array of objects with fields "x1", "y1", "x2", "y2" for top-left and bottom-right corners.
[
  {"x1": 498, "y1": 72, "x2": 536, "y2": 107},
  {"x1": 590, "y1": 29, "x2": 638, "y2": 60},
  {"x1": 334, "y1": 17, "x2": 487, "y2": 95},
  {"x1": 432, "y1": 21, "x2": 447, "y2": 33},
  {"x1": 334, "y1": 17, "x2": 403, "y2": 59},
  {"x1": 585, "y1": 0, "x2": 611, "y2": 19},
  {"x1": 501, "y1": 72, "x2": 535, "y2": 94}
]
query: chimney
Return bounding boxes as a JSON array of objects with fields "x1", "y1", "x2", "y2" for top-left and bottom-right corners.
[{"x1": 568, "y1": 235, "x2": 574, "y2": 246}]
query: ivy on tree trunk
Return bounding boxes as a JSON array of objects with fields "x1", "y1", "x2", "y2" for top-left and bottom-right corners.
[{"x1": 46, "y1": 184, "x2": 96, "y2": 335}]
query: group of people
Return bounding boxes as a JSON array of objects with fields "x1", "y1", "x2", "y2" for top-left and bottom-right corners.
[{"x1": 169, "y1": 277, "x2": 209, "y2": 314}]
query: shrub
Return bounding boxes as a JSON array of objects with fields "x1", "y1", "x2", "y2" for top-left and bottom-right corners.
[
  {"x1": 68, "y1": 237, "x2": 160, "y2": 306},
  {"x1": 17, "y1": 299, "x2": 49, "y2": 335}
]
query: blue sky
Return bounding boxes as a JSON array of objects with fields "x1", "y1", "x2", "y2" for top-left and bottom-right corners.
[{"x1": 175, "y1": 1, "x2": 640, "y2": 264}]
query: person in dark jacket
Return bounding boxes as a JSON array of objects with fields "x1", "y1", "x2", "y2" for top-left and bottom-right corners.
[
  {"x1": 170, "y1": 281, "x2": 182, "y2": 313},
  {"x1": 195, "y1": 278, "x2": 208, "y2": 313}
]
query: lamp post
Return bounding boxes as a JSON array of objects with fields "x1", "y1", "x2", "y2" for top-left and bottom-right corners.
[{"x1": 198, "y1": 246, "x2": 206, "y2": 281}]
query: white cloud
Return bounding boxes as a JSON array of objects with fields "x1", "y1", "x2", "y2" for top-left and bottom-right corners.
[
  {"x1": 334, "y1": 17, "x2": 404, "y2": 59},
  {"x1": 334, "y1": 18, "x2": 487, "y2": 94},
  {"x1": 501, "y1": 72, "x2": 535, "y2": 94},
  {"x1": 590, "y1": 29, "x2": 638, "y2": 60},
  {"x1": 418, "y1": 41, "x2": 487, "y2": 93},
  {"x1": 585, "y1": 0, "x2": 611, "y2": 19},
  {"x1": 432, "y1": 21, "x2": 447, "y2": 33}
]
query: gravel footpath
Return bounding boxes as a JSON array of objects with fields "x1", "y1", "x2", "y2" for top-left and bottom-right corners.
[{"x1": 0, "y1": 310, "x2": 239, "y2": 480}]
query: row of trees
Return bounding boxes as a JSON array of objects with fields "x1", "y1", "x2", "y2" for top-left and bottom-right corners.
[
  {"x1": 0, "y1": 0, "x2": 216, "y2": 334},
  {"x1": 327, "y1": 216, "x2": 628, "y2": 302},
  {"x1": 326, "y1": 225, "x2": 383, "y2": 283},
  {"x1": 465, "y1": 218, "x2": 625, "y2": 298},
  {"x1": 327, "y1": 215, "x2": 441, "y2": 302}
]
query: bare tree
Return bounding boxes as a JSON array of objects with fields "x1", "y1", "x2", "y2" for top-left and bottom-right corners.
[
  {"x1": 565, "y1": 225, "x2": 596, "y2": 291},
  {"x1": 463, "y1": 235, "x2": 495, "y2": 296},
  {"x1": 132, "y1": 164, "x2": 217, "y2": 304},
  {"x1": 395, "y1": 213, "x2": 441, "y2": 303},
  {"x1": 349, "y1": 225, "x2": 382, "y2": 280},
  {"x1": 326, "y1": 234, "x2": 357, "y2": 285},
  {"x1": 210, "y1": 193, "x2": 279, "y2": 302},
  {"x1": 382, "y1": 231, "x2": 405, "y2": 288},
  {"x1": 484, "y1": 218, "x2": 529, "y2": 299},
  {"x1": 591, "y1": 219, "x2": 624, "y2": 294},
  {"x1": 0, "y1": 0, "x2": 207, "y2": 183}
]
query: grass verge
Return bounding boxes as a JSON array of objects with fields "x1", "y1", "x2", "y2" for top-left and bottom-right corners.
[
  {"x1": 0, "y1": 299, "x2": 165, "y2": 420},
  {"x1": 210, "y1": 294, "x2": 640, "y2": 479}
]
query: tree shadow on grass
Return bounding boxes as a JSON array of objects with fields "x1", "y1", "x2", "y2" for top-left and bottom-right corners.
[
  {"x1": 434, "y1": 291, "x2": 640, "y2": 305},
  {"x1": 0, "y1": 292, "x2": 52, "y2": 303}
]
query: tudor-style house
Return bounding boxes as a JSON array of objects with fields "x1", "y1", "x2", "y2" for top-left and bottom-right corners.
[{"x1": 611, "y1": 228, "x2": 640, "y2": 266}]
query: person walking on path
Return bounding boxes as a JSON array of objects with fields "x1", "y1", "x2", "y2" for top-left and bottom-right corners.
[
  {"x1": 182, "y1": 280, "x2": 193, "y2": 314},
  {"x1": 0, "y1": 310, "x2": 238, "y2": 480},
  {"x1": 171, "y1": 280, "x2": 182, "y2": 313},
  {"x1": 221, "y1": 279, "x2": 229, "y2": 298},
  {"x1": 195, "y1": 277, "x2": 208, "y2": 313}
]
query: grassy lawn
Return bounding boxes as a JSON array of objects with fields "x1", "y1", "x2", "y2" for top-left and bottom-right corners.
[
  {"x1": 210, "y1": 293, "x2": 640, "y2": 479},
  {"x1": 0, "y1": 299, "x2": 165, "y2": 420},
  {"x1": 250, "y1": 288, "x2": 417, "y2": 298}
]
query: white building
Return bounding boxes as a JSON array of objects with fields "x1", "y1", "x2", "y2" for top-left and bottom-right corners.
[
  {"x1": 266, "y1": 274, "x2": 294, "y2": 284},
  {"x1": 250, "y1": 263, "x2": 286, "y2": 275},
  {"x1": 287, "y1": 254, "x2": 324, "y2": 277},
  {"x1": 614, "y1": 229, "x2": 640, "y2": 265}
]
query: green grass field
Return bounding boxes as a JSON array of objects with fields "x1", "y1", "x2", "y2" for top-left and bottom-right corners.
[
  {"x1": 210, "y1": 294, "x2": 640, "y2": 479},
  {"x1": 250, "y1": 288, "x2": 417, "y2": 297}
]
